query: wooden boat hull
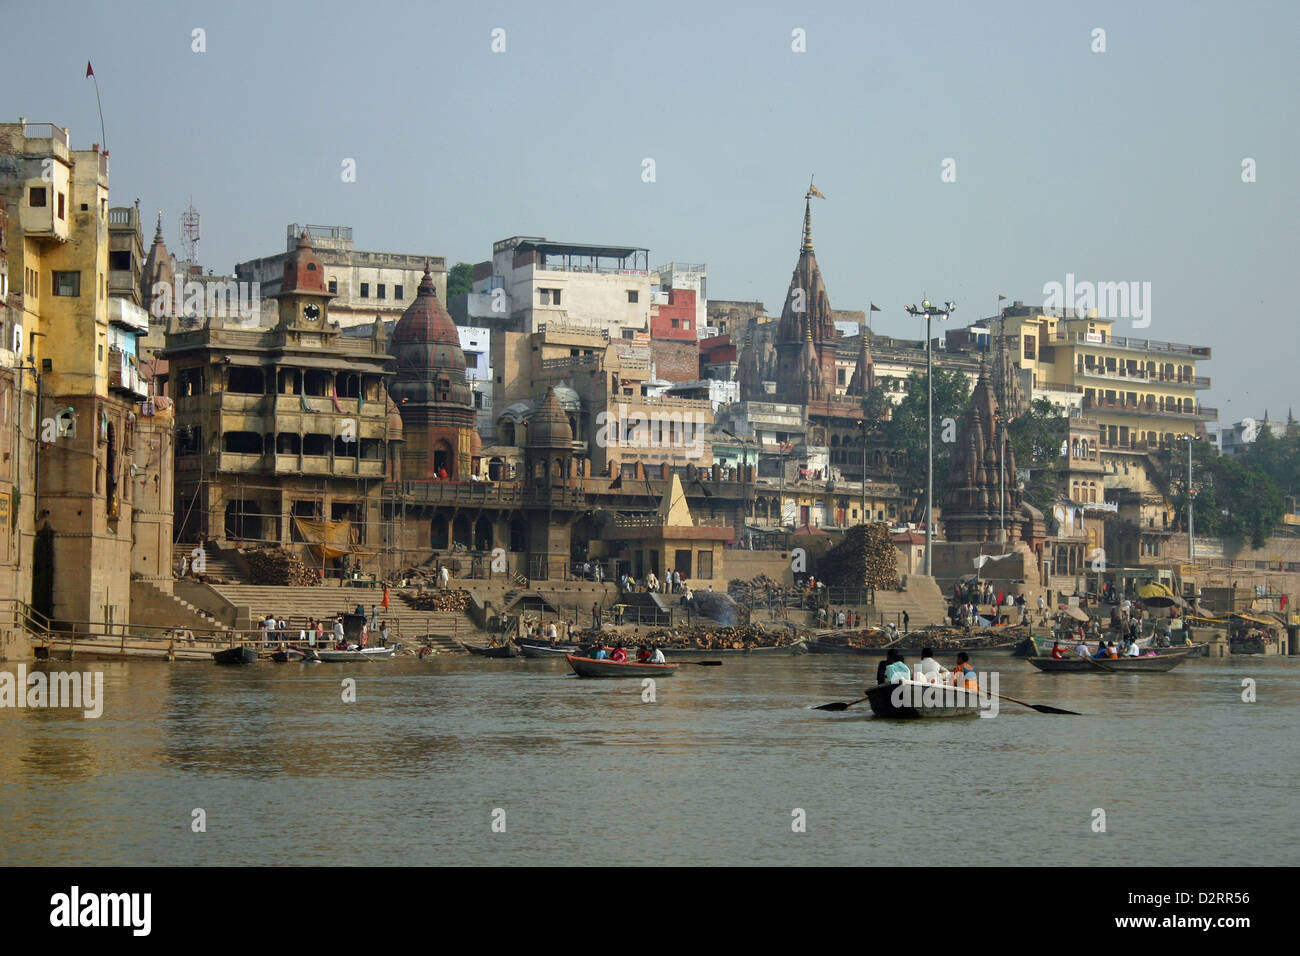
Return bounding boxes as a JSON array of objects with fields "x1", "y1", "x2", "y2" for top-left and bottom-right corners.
[
  {"x1": 317, "y1": 646, "x2": 397, "y2": 662},
  {"x1": 806, "y1": 638, "x2": 896, "y2": 656},
  {"x1": 865, "y1": 680, "x2": 982, "y2": 718},
  {"x1": 213, "y1": 646, "x2": 259, "y2": 665},
  {"x1": 664, "y1": 639, "x2": 807, "y2": 656},
  {"x1": 271, "y1": 647, "x2": 322, "y2": 663},
  {"x1": 1028, "y1": 650, "x2": 1190, "y2": 673},
  {"x1": 565, "y1": 655, "x2": 678, "y2": 678},
  {"x1": 518, "y1": 643, "x2": 580, "y2": 658},
  {"x1": 462, "y1": 641, "x2": 519, "y2": 658}
]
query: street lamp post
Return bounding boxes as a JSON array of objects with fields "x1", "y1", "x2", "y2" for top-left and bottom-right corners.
[
  {"x1": 857, "y1": 419, "x2": 867, "y2": 525},
  {"x1": 998, "y1": 414, "x2": 1006, "y2": 544},
  {"x1": 1184, "y1": 434, "x2": 1198, "y2": 563},
  {"x1": 905, "y1": 299, "x2": 955, "y2": 576}
]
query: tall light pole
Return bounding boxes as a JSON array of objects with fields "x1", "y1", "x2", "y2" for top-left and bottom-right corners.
[
  {"x1": 905, "y1": 299, "x2": 955, "y2": 576},
  {"x1": 856, "y1": 419, "x2": 867, "y2": 525},
  {"x1": 997, "y1": 413, "x2": 1006, "y2": 544},
  {"x1": 1184, "y1": 433, "x2": 1199, "y2": 563}
]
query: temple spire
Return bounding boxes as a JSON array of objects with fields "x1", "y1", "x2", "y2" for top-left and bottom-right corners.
[{"x1": 801, "y1": 198, "x2": 813, "y2": 253}]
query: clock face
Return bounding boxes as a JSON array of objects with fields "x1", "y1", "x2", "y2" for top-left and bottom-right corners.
[{"x1": 303, "y1": 303, "x2": 321, "y2": 321}]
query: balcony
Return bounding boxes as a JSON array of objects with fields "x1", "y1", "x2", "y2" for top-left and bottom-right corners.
[
  {"x1": 108, "y1": 348, "x2": 148, "y2": 398},
  {"x1": 1083, "y1": 396, "x2": 1217, "y2": 421},
  {"x1": 1075, "y1": 365, "x2": 1211, "y2": 389},
  {"x1": 1052, "y1": 330, "x2": 1211, "y2": 359}
]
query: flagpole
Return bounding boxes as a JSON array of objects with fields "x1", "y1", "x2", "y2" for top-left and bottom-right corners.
[{"x1": 86, "y1": 62, "x2": 106, "y2": 150}]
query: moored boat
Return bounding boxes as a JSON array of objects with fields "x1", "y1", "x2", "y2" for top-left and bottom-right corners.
[
  {"x1": 461, "y1": 641, "x2": 520, "y2": 658},
  {"x1": 271, "y1": 647, "x2": 322, "y2": 663},
  {"x1": 1027, "y1": 650, "x2": 1190, "y2": 673},
  {"x1": 518, "y1": 642, "x2": 580, "y2": 659},
  {"x1": 565, "y1": 655, "x2": 678, "y2": 678},
  {"x1": 213, "y1": 645, "x2": 259, "y2": 665},
  {"x1": 664, "y1": 638, "x2": 807, "y2": 656},
  {"x1": 865, "y1": 679, "x2": 983, "y2": 718},
  {"x1": 317, "y1": 645, "x2": 399, "y2": 662}
]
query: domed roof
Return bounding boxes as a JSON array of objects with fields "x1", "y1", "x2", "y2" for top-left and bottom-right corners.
[
  {"x1": 275, "y1": 233, "x2": 332, "y2": 298},
  {"x1": 498, "y1": 400, "x2": 534, "y2": 424},
  {"x1": 391, "y1": 264, "x2": 459, "y2": 347},
  {"x1": 470, "y1": 428, "x2": 483, "y2": 456},
  {"x1": 387, "y1": 263, "x2": 474, "y2": 412},
  {"x1": 553, "y1": 382, "x2": 582, "y2": 412},
  {"x1": 527, "y1": 387, "x2": 574, "y2": 449}
]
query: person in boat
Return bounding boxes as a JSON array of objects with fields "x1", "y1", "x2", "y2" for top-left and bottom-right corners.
[
  {"x1": 1074, "y1": 637, "x2": 1092, "y2": 659},
  {"x1": 636, "y1": 645, "x2": 651, "y2": 663},
  {"x1": 1106, "y1": 640, "x2": 1119, "y2": 659},
  {"x1": 950, "y1": 651, "x2": 977, "y2": 690},
  {"x1": 1126, "y1": 639, "x2": 1142, "y2": 657},
  {"x1": 883, "y1": 650, "x2": 910, "y2": 684},
  {"x1": 1092, "y1": 639, "x2": 1110, "y2": 659},
  {"x1": 649, "y1": 644, "x2": 666, "y2": 664},
  {"x1": 875, "y1": 653, "x2": 892, "y2": 684},
  {"x1": 915, "y1": 647, "x2": 949, "y2": 683},
  {"x1": 593, "y1": 643, "x2": 608, "y2": 660},
  {"x1": 610, "y1": 644, "x2": 628, "y2": 663},
  {"x1": 1051, "y1": 641, "x2": 1069, "y2": 660}
]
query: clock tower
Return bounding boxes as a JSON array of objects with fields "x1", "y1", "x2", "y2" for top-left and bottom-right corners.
[{"x1": 273, "y1": 232, "x2": 335, "y2": 331}]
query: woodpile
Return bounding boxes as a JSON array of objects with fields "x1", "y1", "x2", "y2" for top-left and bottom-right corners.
[
  {"x1": 641, "y1": 623, "x2": 794, "y2": 649},
  {"x1": 727, "y1": 574, "x2": 786, "y2": 607},
  {"x1": 815, "y1": 628, "x2": 894, "y2": 649},
  {"x1": 820, "y1": 522, "x2": 899, "y2": 590},
  {"x1": 897, "y1": 624, "x2": 1028, "y2": 651},
  {"x1": 404, "y1": 589, "x2": 470, "y2": 612},
  {"x1": 244, "y1": 548, "x2": 320, "y2": 587}
]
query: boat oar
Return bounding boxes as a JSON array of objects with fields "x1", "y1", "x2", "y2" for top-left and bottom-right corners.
[
  {"x1": 814, "y1": 694, "x2": 870, "y2": 711},
  {"x1": 681, "y1": 660, "x2": 722, "y2": 667},
  {"x1": 1086, "y1": 655, "x2": 1117, "y2": 673},
  {"x1": 993, "y1": 692, "x2": 1082, "y2": 716}
]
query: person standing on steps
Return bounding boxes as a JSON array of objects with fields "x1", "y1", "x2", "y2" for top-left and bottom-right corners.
[{"x1": 902, "y1": 611, "x2": 910, "y2": 634}]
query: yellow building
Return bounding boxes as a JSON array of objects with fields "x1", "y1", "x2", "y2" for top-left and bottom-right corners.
[
  {"x1": 0, "y1": 120, "x2": 166, "y2": 632},
  {"x1": 994, "y1": 307, "x2": 1214, "y2": 497}
]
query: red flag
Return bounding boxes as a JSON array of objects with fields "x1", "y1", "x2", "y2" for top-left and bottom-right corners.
[{"x1": 86, "y1": 61, "x2": 94, "y2": 78}]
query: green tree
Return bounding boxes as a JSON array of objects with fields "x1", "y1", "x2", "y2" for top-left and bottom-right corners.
[
  {"x1": 1007, "y1": 398, "x2": 1070, "y2": 533},
  {"x1": 882, "y1": 367, "x2": 972, "y2": 517},
  {"x1": 446, "y1": 262, "x2": 474, "y2": 299}
]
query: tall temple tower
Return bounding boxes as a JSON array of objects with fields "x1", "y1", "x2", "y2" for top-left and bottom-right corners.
[
  {"x1": 388, "y1": 264, "x2": 477, "y2": 479},
  {"x1": 773, "y1": 195, "x2": 839, "y2": 405}
]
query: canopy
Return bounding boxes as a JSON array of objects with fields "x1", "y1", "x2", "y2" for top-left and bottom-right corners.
[
  {"x1": 295, "y1": 516, "x2": 359, "y2": 561},
  {"x1": 1061, "y1": 605, "x2": 1091, "y2": 623},
  {"x1": 1137, "y1": 582, "x2": 1188, "y2": 609}
]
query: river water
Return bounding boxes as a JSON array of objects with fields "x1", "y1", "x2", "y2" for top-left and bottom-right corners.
[{"x1": 0, "y1": 652, "x2": 1295, "y2": 866}]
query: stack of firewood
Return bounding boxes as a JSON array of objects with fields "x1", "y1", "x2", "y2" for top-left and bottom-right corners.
[
  {"x1": 821, "y1": 523, "x2": 899, "y2": 590},
  {"x1": 404, "y1": 589, "x2": 470, "y2": 612},
  {"x1": 727, "y1": 574, "x2": 786, "y2": 606},
  {"x1": 244, "y1": 548, "x2": 321, "y2": 586}
]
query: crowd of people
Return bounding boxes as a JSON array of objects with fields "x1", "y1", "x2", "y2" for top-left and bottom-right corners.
[
  {"x1": 256, "y1": 612, "x2": 391, "y2": 651},
  {"x1": 589, "y1": 641, "x2": 666, "y2": 664}
]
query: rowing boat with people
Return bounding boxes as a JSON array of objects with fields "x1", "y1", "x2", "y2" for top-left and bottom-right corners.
[
  {"x1": 864, "y1": 679, "x2": 983, "y2": 718},
  {"x1": 1027, "y1": 649, "x2": 1190, "y2": 673},
  {"x1": 565, "y1": 655, "x2": 678, "y2": 678}
]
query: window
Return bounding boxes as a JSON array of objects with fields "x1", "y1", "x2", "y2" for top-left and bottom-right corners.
[
  {"x1": 53, "y1": 271, "x2": 80, "y2": 297},
  {"x1": 671, "y1": 319, "x2": 679, "y2": 328},
  {"x1": 465, "y1": 353, "x2": 478, "y2": 369},
  {"x1": 683, "y1": 320, "x2": 690, "y2": 330},
  {"x1": 360, "y1": 283, "x2": 370, "y2": 298},
  {"x1": 627, "y1": 290, "x2": 639, "y2": 303},
  {"x1": 57, "y1": 193, "x2": 65, "y2": 220},
  {"x1": 328, "y1": 279, "x2": 338, "y2": 294},
  {"x1": 29, "y1": 187, "x2": 46, "y2": 207},
  {"x1": 540, "y1": 287, "x2": 561, "y2": 305},
  {"x1": 110, "y1": 251, "x2": 131, "y2": 270},
  {"x1": 395, "y1": 284, "x2": 403, "y2": 300},
  {"x1": 377, "y1": 284, "x2": 386, "y2": 300}
]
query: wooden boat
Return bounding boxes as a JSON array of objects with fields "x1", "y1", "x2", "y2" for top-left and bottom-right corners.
[
  {"x1": 806, "y1": 636, "x2": 899, "y2": 656},
  {"x1": 518, "y1": 642, "x2": 580, "y2": 658},
  {"x1": 213, "y1": 645, "x2": 259, "y2": 665},
  {"x1": 271, "y1": 647, "x2": 322, "y2": 663},
  {"x1": 317, "y1": 645, "x2": 399, "y2": 662},
  {"x1": 461, "y1": 641, "x2": 519, "y2": 659},
  {"x1": 565, "y1": 655, "x2": 678, "y2": 678},
  {"x1": 664, "y1": 639, "x2": 807, "y2": 656},
  {"x1": 865, "y1": 679, "x2": 983, "y2": 719},
  {"x1": 1027, "y1": 650, "x2": 1190, "y2": 673}
]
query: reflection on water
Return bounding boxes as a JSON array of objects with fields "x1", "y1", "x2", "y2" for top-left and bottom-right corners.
[{"x1": 0, "y1": 654, "x2": 1297, "y2": 865}]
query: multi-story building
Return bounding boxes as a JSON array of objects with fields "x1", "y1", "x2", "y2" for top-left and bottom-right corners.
[
  {"x1": 471, "y1": 236, "x2": 653, "y2": 338},
  {"x1": 163, "y1": 234, "x2": 399, "y2": 561},
  {"x1": 236, "y1": 224, "x2": 446, "y2": 329},
  {"x1": 652, "y1": 260, "x2": 707, "y2": 335},
  {"x1": 968, "y1": 303, "x2": 1215, "y2": 497},
  {"x1": 0, "y1": 120, "x2": 170, "y2": 630},
  {"x1": 1219, "y1": 412, "x2": 1295, "y2": 455}
]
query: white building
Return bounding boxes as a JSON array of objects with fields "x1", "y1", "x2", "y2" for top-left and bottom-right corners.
[
  {"x1": 458, "y1": 325, "x2": 494, "y2": 436},
  {"x1": 472, "y1": 236, "x2": 653, "y2": 338},
  {"x1": 653, "y1": 260, "x2": 708, "y2": 331},
  {"x1": 236, "y1": 224, "x2": 446, "y2": 329},
  {"x1": 1220, "y1": 415, "x2": 1292, "y2": 455}
]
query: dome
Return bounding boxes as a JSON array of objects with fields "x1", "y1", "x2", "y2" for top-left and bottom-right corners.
[
  {"x1": 553, "y1": 382, "x2": 582, "y2": 413},
  {"x1": 470, "y1": 429, "x2": 483, "y2": 456},
  {"x1": 498, "y1": 400, "x2": 534, "y2": 424},
  {"x1": 387, "y1": 264, "x2": 474, "y2": 413},
  {"x1": 527, "y1": 387, "x2": 574, "y2": 449}
]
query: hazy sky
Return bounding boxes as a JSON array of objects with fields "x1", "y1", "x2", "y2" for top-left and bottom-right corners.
[{"x1": 7, "y1": 1, "x2": 1297, "y2": 426}]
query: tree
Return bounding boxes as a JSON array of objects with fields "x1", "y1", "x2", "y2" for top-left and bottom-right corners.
[
  {"x1": 446, "y1": 262, "x2": 474, "y2": 300},
  {"x1": 859, "y1": 383, "x2": 891, "y2": 439},
  {"x1": 881, "y1": 368, "x2": 972, "y2": 517}
]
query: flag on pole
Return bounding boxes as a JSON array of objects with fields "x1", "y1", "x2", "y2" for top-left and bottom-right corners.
[
  {"x1": 998, "y1": 294, "x2": 1006, "y2": 301},
  {"x1": 808, "y1": 184, "x2": 826, "y2": 199},
  {"x1": 86, "y1": 61, "x2": 94, "y2": 78},
  {"x1": 869, "y1": 303, "x2": 881, "y2": 312}
]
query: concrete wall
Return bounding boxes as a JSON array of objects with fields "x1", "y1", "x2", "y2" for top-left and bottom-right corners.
[{"x1": 724, "y1": 550, "x2": 795, "y2": 587}]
